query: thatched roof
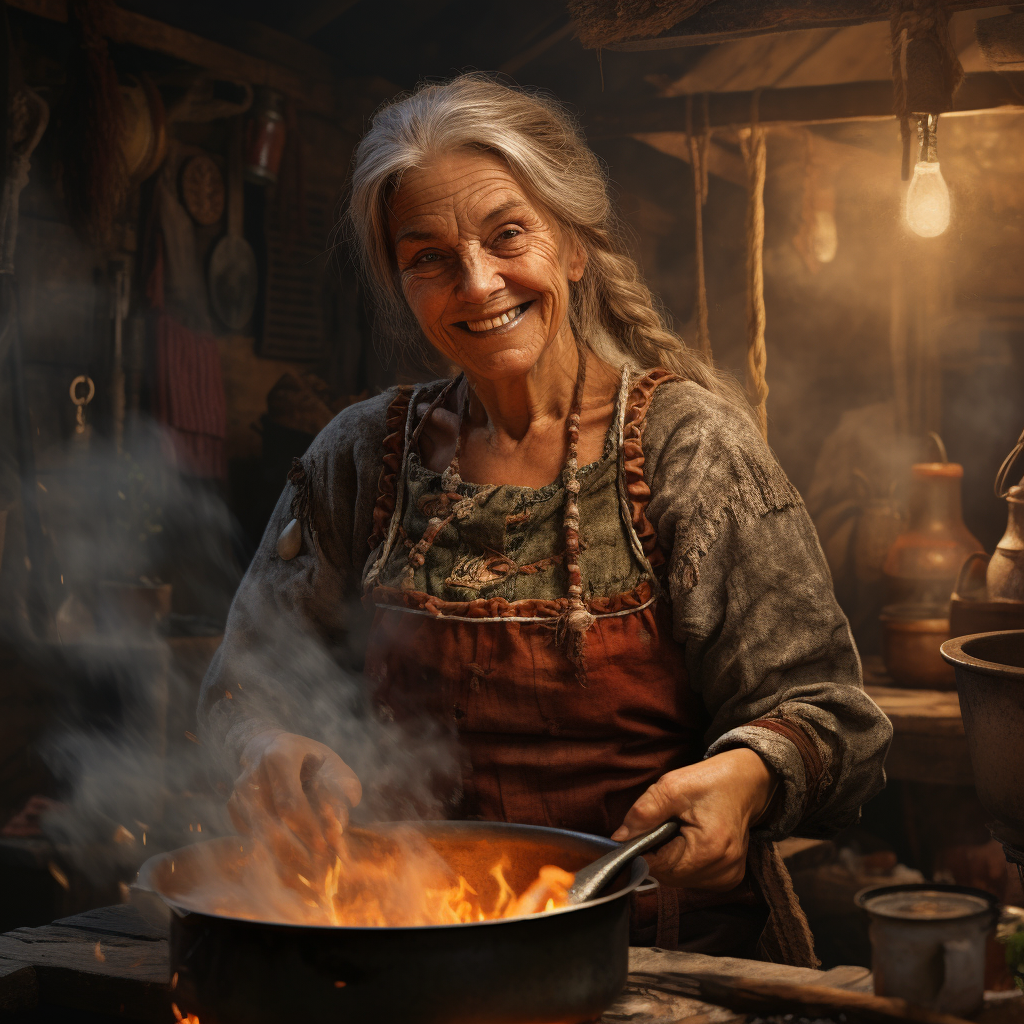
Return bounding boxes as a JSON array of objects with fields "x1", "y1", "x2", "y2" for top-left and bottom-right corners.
[{"x1": 566, "y1": 0, "x2": 714, "y2": 49}]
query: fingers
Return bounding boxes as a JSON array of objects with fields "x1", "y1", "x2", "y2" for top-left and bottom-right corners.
[
  {"x1": 228, "y1": 734, "x2": 365, "y2": 885},
  {"x1": 263, "y1": 751, "x2": 329, "y2": 858},
  {"x1": 645, "y1": 828, "x2": 748, "y2": 890},
  {"x1": 309, "y1": 775, "x2": 351, "y2": 857},
  {"x1": 226, "y1": 790, "x2": 253, "y2": 837},
  {"x1": 229, "y1": 770, "x2": 319, "y2": 883},
  {"x1": 611, "y1": 776, "x2": 689, "y2": 841}
]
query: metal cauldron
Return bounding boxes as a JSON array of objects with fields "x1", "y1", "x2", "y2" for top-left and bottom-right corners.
[
  {"x1": 133, "y1": 821, "x2": 649, "y2": 1024},
  {"x1": 941, "y1": 630, "x2": 1024, "y2": 847}
]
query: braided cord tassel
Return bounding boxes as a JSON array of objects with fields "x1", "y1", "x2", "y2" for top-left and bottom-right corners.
[{"x1": 557, "y1": 351, "x2": 595, "y2": 679}]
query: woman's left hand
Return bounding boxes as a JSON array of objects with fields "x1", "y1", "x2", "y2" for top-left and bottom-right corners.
[{"x1": 610, "y1": 748, "x2": 778, "y2": 890}]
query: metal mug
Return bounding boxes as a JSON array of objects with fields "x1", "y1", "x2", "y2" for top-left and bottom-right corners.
[{"x1": 855, "y1": 883, "x2": 998, "y2": 1018}]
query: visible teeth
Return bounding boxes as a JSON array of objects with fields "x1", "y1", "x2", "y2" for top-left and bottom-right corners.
[{"x1": 466, "y1": 305, "x2": 521, "y2": 332}]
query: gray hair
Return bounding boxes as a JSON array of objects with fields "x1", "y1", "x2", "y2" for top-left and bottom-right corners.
[{"x1": 344, "y1": 73, "x2": 746, "y2": 405}]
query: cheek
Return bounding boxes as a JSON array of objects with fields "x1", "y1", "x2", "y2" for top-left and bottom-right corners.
[
  {"x1": 519, "y1": 244, "x2": 572, "y2": 305},
  {"x1": 401, "y1": 277, "x2": 450, "y2": 329}
]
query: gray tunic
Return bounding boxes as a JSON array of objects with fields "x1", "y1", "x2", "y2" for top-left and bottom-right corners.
[{"x1": 200, "y1": 374, "x2": 892, "y2": 841}]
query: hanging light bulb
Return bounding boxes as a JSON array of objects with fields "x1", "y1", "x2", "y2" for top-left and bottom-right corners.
[
  {"x1": 905, "y1": 113, "x2": 950, "y2": 238},
  {"x1": 811, "y1": 209, "x2": 838, "y2": 262}
]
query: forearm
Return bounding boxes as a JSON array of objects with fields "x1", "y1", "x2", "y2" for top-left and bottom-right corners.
[{"x1": 680, "y1": 510, "x2": 892, "y2": 839}]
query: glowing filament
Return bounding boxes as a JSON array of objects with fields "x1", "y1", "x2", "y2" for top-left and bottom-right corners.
[{"x1": 905, "y1": 161, "x2": 950, "y2": 238}]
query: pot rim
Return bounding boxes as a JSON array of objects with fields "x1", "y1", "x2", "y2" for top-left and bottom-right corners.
[
  {"x1": 940, "y1": 630, "x2": 1024, "y2": 677},
  {"x1": 854, "y1": 882, "x2": 999, "y2": 922},
  {"x1": 135, "y1": 820, "x2": 650, "y2": 933}
]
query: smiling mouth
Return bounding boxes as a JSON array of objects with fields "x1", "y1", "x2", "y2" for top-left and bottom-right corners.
[{"x1": 457, "y1": 301, "x2": 532, "y2": 333}]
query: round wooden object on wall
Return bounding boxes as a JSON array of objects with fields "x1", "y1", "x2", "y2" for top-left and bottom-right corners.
[{"x1": 179, "y1": 154, "x2": 225, "y2": 226}]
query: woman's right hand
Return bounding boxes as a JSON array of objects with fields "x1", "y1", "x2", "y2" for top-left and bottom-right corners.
[{"x1": 227, "y1": 729, "x2": 362, "y2": 877}]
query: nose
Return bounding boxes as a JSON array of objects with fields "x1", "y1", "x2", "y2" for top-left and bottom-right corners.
[{"x1": 455, "y1": 248, "x2": 504, "y2": 306}]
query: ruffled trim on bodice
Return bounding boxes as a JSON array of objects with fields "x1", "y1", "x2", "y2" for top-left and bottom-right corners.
[
  {"x1": 621, "y1": 368, "x2": 681, "y2": 569},
  {"x1": 370, "y1": 578, "x2": 655, "y2": 621},
  {"x1": 367, "y1": 385, "x2": 414, "y2": 552}
]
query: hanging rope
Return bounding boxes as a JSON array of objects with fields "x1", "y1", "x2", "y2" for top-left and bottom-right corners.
[
  {"x1": 741, "y1": 91, "x2": 768, "y2": 440},
  {"x1": 890, "y1": 1, "x2": 964, "y2": 179},
  {"x1": 686, "y1": 94, "x2": 711, "y2": 359}
]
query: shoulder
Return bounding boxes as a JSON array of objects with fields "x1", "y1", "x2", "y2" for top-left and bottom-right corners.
[
  {"x1": 292, "y1": 383, "x2": 438, "y2": 506},
  {"x1": 303, "y1": 380, "x2": 451, "y2": 466},
  {"x1": 309, "y1": 386, "x2": 409, "y2": 459},
  {"x1": 640, "y1": 377, "x2": 802, "y2": 567},
  {"x1": 644, "y1": 376, "x2": 761, "y2": 457}
]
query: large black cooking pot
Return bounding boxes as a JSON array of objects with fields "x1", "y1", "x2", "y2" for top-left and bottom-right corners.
[{"x1": 133, "y1": 820, "x2": 649, "y2": 1024}]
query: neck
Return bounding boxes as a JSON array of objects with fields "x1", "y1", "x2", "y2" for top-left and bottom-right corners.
[
  {"x1": 464, "y1": 326, "x2": 583, "y2": 442},
  {"x1": 464, "y1": 327, "x2": 622, "y2": 444}
]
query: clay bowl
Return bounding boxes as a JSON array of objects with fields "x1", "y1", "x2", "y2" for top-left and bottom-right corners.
[{"x1": 881, "y1": 604, "x2": 956, "y2": 689}]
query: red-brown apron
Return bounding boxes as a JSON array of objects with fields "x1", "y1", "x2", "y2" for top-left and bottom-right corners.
[{"x1": 360, "y1": 369, "x2": 768, "y2": 954}]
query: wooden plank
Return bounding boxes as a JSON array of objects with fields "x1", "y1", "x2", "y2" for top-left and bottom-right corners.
[
  {"x1": 588, "y1": 72, "x2": 1023, "y2": 136},
  {"x1": 778, "y1": 836, "x2": 836, "y2": 873},
  {"x1": 53, "y1": 904, "x2": 168, "y2": 943},
  {"x1": 0, "y1": 918, "x2": 169, "y2": 1021},
  {"x1": 601, "y1": 0, "x2": 1007, "y2": 51},
  {"x1": 866, "y1": 685, "x2": 965, "y2": 737},
  {"x1": 288, "y1": 0, "x2": 363, "y2": 39},
  {"x1": 500, "y1": 20, "x2": 577, "y2": 75},
  {"x1": 631, "y1": 132, "x2": 747, "y2": 186},
  {"x1": 0, "y1": 961, "x2": 38, "y2": 1013},
  {"x1": 6, "y1": 0, "x2": 336, "y2": 115},
  {"x1": 605, "y1": 949, "x2": 873, "y2": 1023},
  {"x1": 886, "y1": 731, "x2": 974, "y2": 785}
]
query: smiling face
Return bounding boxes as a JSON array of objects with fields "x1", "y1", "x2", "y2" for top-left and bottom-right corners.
[{"x1": 388, "y1": 149, "x2": 585, "y2": 382}]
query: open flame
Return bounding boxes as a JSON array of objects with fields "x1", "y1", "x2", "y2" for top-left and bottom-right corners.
[
  {"x1": 314, "y1": 854, "x2": 574, "y2": 926},
  {"x1": 189, "y1": 826, "x2": 576, "y2": 928},
  {"x1": 265, "y1": 830, "x2": 574, "y2": 927}
]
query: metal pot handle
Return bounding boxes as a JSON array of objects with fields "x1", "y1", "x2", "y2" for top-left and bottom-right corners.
[
  {"x1": 567, "y1": 820, "x2": 680, "y2": 905},
  {"x1": 953, "y1": 551, "x2": 990, "y2": 600},
  {"x1": 937, "y1": 937, "x2": 979, "y2": 1012},
  {"x1": 995, "y1": 428, "x2": 1024, "y2": 499}
]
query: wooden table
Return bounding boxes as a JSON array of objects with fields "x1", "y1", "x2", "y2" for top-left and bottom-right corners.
[
  {"x1": 864, "y1": 655, "x2": 973, "y2": 786},
  {"x1": 0, "y1": 903, "x2": 873, "y2": 1023}
]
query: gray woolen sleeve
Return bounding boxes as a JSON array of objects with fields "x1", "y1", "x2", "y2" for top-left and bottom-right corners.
[
  {"x1": 642, "y1": 380, "x2": 892, "y2": 840},
  {"x1": 197, "y1": 390, "x2": 398, "y2": 773}
]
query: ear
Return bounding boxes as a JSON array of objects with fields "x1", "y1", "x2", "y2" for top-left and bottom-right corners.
[{"x1": 566, "y1": 237, "x2": 587, "y2": 283}]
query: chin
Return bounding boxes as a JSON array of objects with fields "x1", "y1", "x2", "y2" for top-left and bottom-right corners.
[
  {"x1": 464, "y1": 348, "x2": 547, "y2": 381},
  {"x1": 441, "y1": 335, "x2": 546, "y2": 381}
]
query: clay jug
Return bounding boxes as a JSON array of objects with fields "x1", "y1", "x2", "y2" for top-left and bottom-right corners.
[
  {"x1": 987, "y1": 485, "x2": 1024, "y2": 602},
  {"x1": 883, "y1": 462, "x2": 984, "y2": 606}
]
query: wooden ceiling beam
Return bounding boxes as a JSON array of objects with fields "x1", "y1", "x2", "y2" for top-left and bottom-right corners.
[
  {"x1": 8, "y1": 0, "x2": 337, "y2": 114},
  {"x1": 631, "y1": 132, "x2": 747, "y2": 186},
  {"x1": 587, "y1": 72, "x2": 1024, "y2": 135},
  {"x1": 287, "y1": 0, "x2": 363, "y2": 40},
  {"x1": 602, "y1": 0, "x2": 1009, "y2": 51}
]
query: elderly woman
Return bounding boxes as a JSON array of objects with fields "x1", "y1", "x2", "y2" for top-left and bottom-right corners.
[{"x1": 200, "y1": 75, "x2": 891, "y2": 962}]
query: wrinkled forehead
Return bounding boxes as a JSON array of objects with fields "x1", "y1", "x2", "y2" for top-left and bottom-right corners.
[{"x1": 386, "y1": 149, "x2": 549, "y2": 243}]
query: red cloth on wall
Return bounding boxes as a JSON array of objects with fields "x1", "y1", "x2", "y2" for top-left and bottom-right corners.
[{"x1": 153, "y1": 312, "x2": 227, "y2": 480}]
